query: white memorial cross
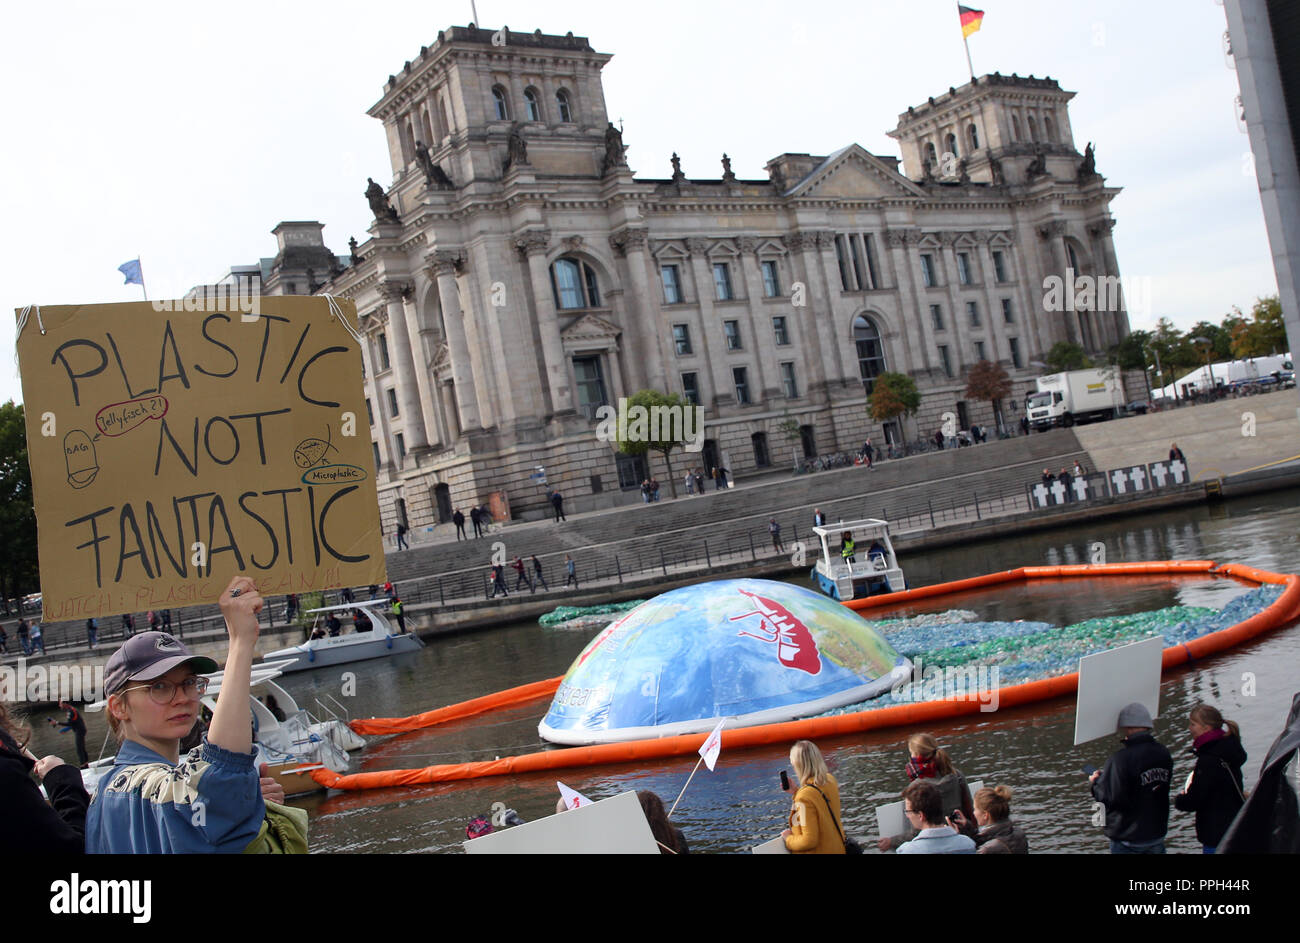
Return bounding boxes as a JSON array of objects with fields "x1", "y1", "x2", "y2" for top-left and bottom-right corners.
[
  {"x1": 1149, "y1": 462, "x2": 1168, "y2": 487},
  {"x1": 1168, "y1": 459, "x2": 1187, "y2": 484},
  {"x1": 1032, "y1": 482, "x2": 1050, "y2": 508},
  {"x1": 1129, "y1": 466, "x2": 1147, "y2": 491},
  {"x1": 1072, "y1": 476, "x2": 1090, "y2": 501},
  {"x1": 1110, "y1": 469, "x2": 1129, "y2": 494},
  {"x1": 1050, "y1": 479, "x2": 1068, "y2": 504}
]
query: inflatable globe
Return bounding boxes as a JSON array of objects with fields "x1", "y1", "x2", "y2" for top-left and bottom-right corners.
[{"x1": 538, "y1": 579, "x2": 911, "y2": 745}]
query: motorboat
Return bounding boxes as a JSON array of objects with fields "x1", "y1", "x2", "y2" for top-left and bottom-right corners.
[
  {"x1": 79, "y1": 658, "x2": 365, "y2": 797},
  {"x1": 809, "y1": 518, "x2": 906, "y2": 601},
  {"x1": 259, "y1": 599, "x2": 423, "y2": 673}
]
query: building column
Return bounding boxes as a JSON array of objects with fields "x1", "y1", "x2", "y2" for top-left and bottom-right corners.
[
  {"x1": 377, "y1": 280, "x2": 429, "y2": 451},
  {"x1": 884, "y1": 228, "x2": 932, "y2": 375},
  {"x1": 975, "y1": 232, "x2": 1009, "y2": 362},
  {"x1": 1090, "y1": 217, "x2": 1125, "y2": 346},
  {"x1": 734, "y1": 236, "x2": 779, "y2": 398},
  {"x1": 426, "y1": 251, "x2": 483, "y2": 431},
  {"x1": 610, "y1": 227, "x2": 667, "y2": 392},
  {"x1": 1039, "y1": 219, "x2": 1080, "y2": 346},
  {"x1": 516, "y1": 229, "x2": 575, "y2": 414},
  {"x1": 782, "y1": 231, "x2": 832, "y2": 401},
  {"x1": 936, "y1": 233, "x2": 973, "y2": 373},
  {"x1": 685, "y1": 238, "x2": 735, "y2": 406},
  {"x1": 402, "y1": 287, "x2": 442, "y2": 450}
]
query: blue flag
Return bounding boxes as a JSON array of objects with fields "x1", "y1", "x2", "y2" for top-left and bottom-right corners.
[{"x1": 118, "y1": 258, "x2": 143, "y2": 286}]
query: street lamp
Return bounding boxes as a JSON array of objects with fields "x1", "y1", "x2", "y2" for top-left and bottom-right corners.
[{"x1": 1192, "y1": 337, "x2": 1216, "y2": 396}]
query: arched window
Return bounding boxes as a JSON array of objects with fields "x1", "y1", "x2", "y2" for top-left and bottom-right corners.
[
  {"x1": 1027, "y1": 115, "x2": 1038, "y2": 142},
  {"x1": 1011, "y1": 114, "x2": 1021, "y2": 141},
  {"x1": 1066, "y1": 242, "x2": 1081, "y2": 272},
  {"x1": 944, "y1": 132, "x2": 959, "y2": 160},
  {"x1": 967, "y1": 123, "x2": 980, "y2": 151},
  {"x1": 402, "y1": 119, "x2": 415, "y2": 163},
  {"x1": 550, "y1": 257, "x2": 602, "y2": 310},
  {"x1": 853, "y1": 315, "x2": 887, "y2": 394},
  {"x1": 1044, "y1": 114, "x2": 1057, "y2": 142},
  {"x1": 556, "y1": 89, "x2": 573, "y2": 123},
  {"x1": 420, "y1": 109, "x2": 433, "y2": 148},
  {"x1": 524, "y1": 87, "x2": 542, "y2": 122},
  {"x1": 440, "y1": 97, "x2": 453, "y2": 137},
  {"x1": 492, "y1": 86, "x2": 509, "y2": 121},
  {"x1": 925, "y1": 142, "x2": 938, "y2": 170}
]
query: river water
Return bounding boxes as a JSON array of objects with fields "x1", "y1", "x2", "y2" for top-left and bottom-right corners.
[{"x1": 28, "y1": 487, "x2": 1300, "y2": 853}]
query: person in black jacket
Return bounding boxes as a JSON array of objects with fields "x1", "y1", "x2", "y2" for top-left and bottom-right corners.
[
  {"x1": 47, "y1": 700, "x2": 89, "y2": 768},
  {"x1": 0, "y1": 703, "x2": 89, "y2": 853},
  {"x1": 1089, "y1": 702, "x2": 1173, "y2": 853},
  {"x1": 1174, "y1": 704, "x2": 1247, "y2": 853}
]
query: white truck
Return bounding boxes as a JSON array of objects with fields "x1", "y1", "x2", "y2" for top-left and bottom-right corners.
[{"x1": 1025, "y1": 368, "x2": 1123, "y2": 430}]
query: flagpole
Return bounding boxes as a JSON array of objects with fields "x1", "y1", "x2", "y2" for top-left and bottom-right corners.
[
  {"x1": 668, "y1": 754, "x2": 705, "y2": 820},
  {"x1": 959, "y1": 3, "x2": 975, "y2": 81},
  {"x1": 138, "y1": 256, "x2": 148, "y2": 302}
]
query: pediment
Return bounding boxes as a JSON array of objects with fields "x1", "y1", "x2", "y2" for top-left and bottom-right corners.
[
  {"x1": 560, "y1": 311, "x2": 621, "y2": 342},
  {"x1": 788, "y1": 145, "x2": 927, "y2": 200}
]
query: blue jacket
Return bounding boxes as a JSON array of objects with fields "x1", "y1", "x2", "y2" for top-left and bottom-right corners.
[
  {"x1": 896, "y1": 825, "x2": 977, "y2": 855},
  {"x1": 86, "y1": 738, "x2": 264, "y2": 854}
]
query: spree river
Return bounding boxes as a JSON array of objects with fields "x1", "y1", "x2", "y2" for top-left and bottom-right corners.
[{"x1": 30, "y1": 487, "x2": 1300, "y2": 853}]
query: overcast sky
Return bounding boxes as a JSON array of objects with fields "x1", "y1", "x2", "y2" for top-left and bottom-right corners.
[{"x1": 0, "y1": 0, "x2": 1273, "y2": 406}]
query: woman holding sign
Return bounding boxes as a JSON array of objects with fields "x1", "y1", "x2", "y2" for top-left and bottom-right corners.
[{"x1": 86, "y1": 576, "x2": 305, "y2": 854}]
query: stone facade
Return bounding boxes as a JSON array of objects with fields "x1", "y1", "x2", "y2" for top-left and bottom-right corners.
[{"x1": 315, "y1": 25, "x2": 1129, "y2": 530}]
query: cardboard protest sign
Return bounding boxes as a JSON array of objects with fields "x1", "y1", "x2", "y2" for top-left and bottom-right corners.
[
  {"x1": 463, "y1": 791, "x2": 660, "y2": 854},
  {"x1": 16, "y1": 297, "x2": 386, "y2": 621},
  {"x1": 1074, "y1": 635, "x2": 1163, "y2": 745}
]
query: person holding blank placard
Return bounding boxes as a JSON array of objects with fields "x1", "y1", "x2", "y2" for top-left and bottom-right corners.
[{"x1": 1089, "y1": 702, "x2": 1173, "y2": 854}]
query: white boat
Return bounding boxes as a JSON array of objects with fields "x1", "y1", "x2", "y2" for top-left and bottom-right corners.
[
  {"x1": 80, "y1": 658, "x2": 365, "y2": 797},
  {"x1": 809, "y1": 518, "x2": 906, "y2": 601},
  {"x1": 260, "y1": 599, "x2": 423, "y2": 673}
]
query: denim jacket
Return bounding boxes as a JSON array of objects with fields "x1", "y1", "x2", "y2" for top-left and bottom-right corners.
[{"x1": 86, "y1": 738, "x2": 264, "y2": 854}]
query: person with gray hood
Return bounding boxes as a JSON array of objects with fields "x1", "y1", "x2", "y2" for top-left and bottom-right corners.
[{"x1": 1089, "y1": 701, "x2": 1173, "y2": 853}]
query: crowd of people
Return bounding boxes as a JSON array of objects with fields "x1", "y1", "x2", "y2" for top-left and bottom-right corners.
[{"x1": 488, "y1": 554, "x2": 577, "y2": 598}]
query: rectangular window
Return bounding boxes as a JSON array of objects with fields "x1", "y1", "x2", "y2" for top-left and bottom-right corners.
[
  {"x1": 713, "y1": 262, "x2": 733, "y2": 301},
  {"x1": 920, "y1": 253, "x2": 936, "y2": 288},
  {"x1": 386, "y1": 388, "x2": 399, "y2": 418},
  {"x1": 616, "y1": 453, "x2": 649, "y2": 490},
  {"x1": 1002, "y1": 298, "x2": 1015, "y2": 323},
  {"x1": 761, "y1": 260, "x2": 780, "y2": 297},
  {"x1": 724, "y1": 320, "x2": 742, "y2": 351},
  {"x1": 850, "y1": 234, "x2": 868, "y2": 290},
  {"x1": 957, "y1": 252, "x2": 972, "y2": 285},
  {"x1": 366, "y1": 398, "x2": 374, "y2": 426},
  {"x1": 975, "y1": 340, "x2": 986, "y2": 361},
  {"x1": 661, "y1": 265, "x2": 682, "y2": 304},
  {"x1": 572, "y1": 356, "x2": 608, "y2": 419},
  {"x1": 864, "y1": 234, "x2": 881, "y2": 289},
  {"x1": 377, "y1": 332, "x2": 391, "y2": 371},
  {"x1": 372, "y1": 442, "x2": 381, "y2": 470},
  {"x1": 673, "y1": 323, "x2": 692, "y2": 356},
  {"x1": 780, "y1": 362, "x2": 798, "y2": 399},
  {"x1": 394, "y1": 433, "x2": 406, "y2": 461},
  {"x1": 772, "y1": 316, "x2": 790, "y2": 346},
  {"x1": 992, "y1": 250, "x2": 1008, "y2": 283},
  {"x1": 835, "y1": 236, "x2": 854, "y2": 290},
  {"x1": 966, "y1": 301, "x2": 980, "y2": 327},
  {"x1": 930, "y1": 304, "x2": 945, "y2": 331},
  {"x1": 733, "y1": 366, "x2": 750, "y2": 404},
  {"x1": 1009, "y1": 337, "x2": 1023, "y2": 369},
  {"x1": 938, "y1": 345, "x2": 953, "y2": 378},
  {"x1": 681, "y1": 372, "x2": 700, "y2": 406}
]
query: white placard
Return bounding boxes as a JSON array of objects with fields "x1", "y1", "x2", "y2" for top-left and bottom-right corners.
[
  {"x1": 1074, "y1": 635, "x2": 1164, "y2": 745},
  {"x1": 463, "y1": 790, "x2": 660, "y2": 855},
  {"x1": 752, "y1": 836, "x2": 791, "y2": 854},
  {"x1": 877, "y1": 777, "x2": 985, "y2": 838}
]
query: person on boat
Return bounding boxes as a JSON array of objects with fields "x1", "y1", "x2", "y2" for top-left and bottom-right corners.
[
  {"x1": 879, "y1": 733, "x2": 975, "y2": 851},
  {"x1": 638, "y1": 790, "x2": 689, "y2": 854},
  {"x1": 326, "y1": 613, "x2": 342, "y2": 636},
  {"x1": 867, "y1": 540, "x2": 886, "y2": 563},
  {"x1": 353, "y1": 611, "x2": 373, "y2": 632},
  {"x1": 1, "y1": 701, "x2": 89, "y2": 854},
  {"x1": 951, "y1": 785, "x2": 1028, "y2": 853},
  {"x1": 895, "y1": 780, "x2": 976, "y2": 854},
  {"x1": 264, "y1": 695, "x2": 287, "y2": 723},
  {"x1": 391, "y1": 597, "x2": 408, "y2": 633},
  {"x1": 1089, "y1": 702, "x2": 1173, "y2": 854},
  {"x1": 309, "y1": 625, "x2": 327, "y2": 640},
  {"x1": 840, "y1": 531, "x2": 856, "y2": 565},
  {"x1": 781, "y1": 740, "x2": 846, "y2": 854},
  {"x1": 87, "y1": 578, "x2": 303, "y2": 853},
  {"x1": 1173, "y1": 704, "x2": 1247, "y2": 854}
]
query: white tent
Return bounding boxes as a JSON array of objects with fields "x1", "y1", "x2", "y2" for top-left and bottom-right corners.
[{"x1": 1153, "y1": 354, "x2": 1292, "y2": 399}]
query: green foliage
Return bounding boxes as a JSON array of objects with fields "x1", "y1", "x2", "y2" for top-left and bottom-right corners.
[
  {"x1": 613, "y1": 389, "x2": 695, "y2": 498},
  {"x1": 1044, "y1": 342, "x2": 1092, "y2": 372},
  {"x1": 0, "y1": 401, "x2": 39, "y2": 602},
  {"x1": 1111, "y1": 330, "x2": 1152, "y2": 370},
  {"x1": 868, "y1": 372, "x2": 921, "y2": 423},
  {"x1": 1230, "y1": 295, "x2": 1287, "y2": 358}
]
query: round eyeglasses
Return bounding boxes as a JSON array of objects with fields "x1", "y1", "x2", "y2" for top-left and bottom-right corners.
[{"x1": 120, "y1": 676, "x2": 209, "y2": 704}]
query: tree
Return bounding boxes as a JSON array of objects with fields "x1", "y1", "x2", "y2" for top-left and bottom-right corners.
[
  {"x1": 868, "y1": 373, "x2": 921, "y2": 441},
  {"x1": 0, "y1": 401, "x2": 39, "y2": 607},
  {"x1": 1044, "y1": 341, "x2": 1092, "y2": 372},
  {"x1": 612, "y1": 389, "x2": 695, "y2": 499},
  {"x1": 776, "y1": 413, "x2": 802, "y2": 469},
  {"x1": 1187, "y1": 320, "x2": 1234, "y2": 361},
  {"x1": 1230, "y1": 295, "x2": 1288, "y2": 358},
  {"x1": 964, "y1": 360, "x2": 1013, "y2": 432},
  {"x1": 1111, "y1": 329, "x2": 1153, "y2": 371}
]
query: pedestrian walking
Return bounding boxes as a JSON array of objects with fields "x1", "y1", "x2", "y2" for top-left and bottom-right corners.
[
  {"x1": 396, "y1": 522, "x2": 409, "y2": 550},
  {"x1": 0, "y1": 623, "x2": 8, "y2": 654},
  {"x1": 684, "y1": 470, "x2": 695, "y2": 496},
  {"x1": 512, "y1": 556, "x2": 534, "y2": 593},
  {"x1": 341, "y1": 586, "x2": 355, "y2": 604},
  {"x1": 531, "y1": 555, "x2": 549, "y2": 591},
  {"x1": 769, "y1": 518, "x2": 784, "y2": 553},
  {"x1": 18, "y1": 619, "x2": 30, "y2": 655},
  {"x1": 148, "y1": 610, "x2": 160, "y2": 632},
  {"x1": 161, "y1": 609, "x2": 172, "y2": 631},
  {"x1": 284, "y1": 594, "x2": 299, "y2": 622},
  {"x1": 470, "y1": 505, "x2": 483, "y2": 538},
  {"x1": 384, "y1": 581, "x2": 395, "y2": 600},
  {"x1": 489, "y1": 564, "x2": 509, "y2": 599},
  {"x1": 551, "y1": 489, "x2": 566, "y2": 522},
  {"x1": 121, "y1": 613, "x2": 135, "y2": 638},
  {"x1": 47, "y1": 701, "x2": 89, "y2": 768},
  {"x1": 694, "y1": 470, "x2": 705, "y2": 494},
  {"x1": 651, "y1": 478, "x2": 660, "y2": 502},
  {"x1": 86, "y1": 618, "x2": 98, "y2": 650},
  {"x1": 28, "y1": 621, "x2": 45, "y2": 655},
  {"x1": 640, "y1": 479, "x2": 651, "y2": 504},
  {"x1": 564, "y1": 554, "x2": 578, "y2": 587},
  {"x1": 864, "y1": 438, "x2": 875, "y2": 468},
  {"x1": 453, "y1": 508, "x2": 466, "y2": 541},
  {"x1": 1020, "y1": 415, "x2": 1030, "y2": 436},
  {"x1": 479, "y1": 503, "x2": 494, "y2": 532},
  {"x1": 390, "y1": 597, "x2": 407, "y2": 634}
]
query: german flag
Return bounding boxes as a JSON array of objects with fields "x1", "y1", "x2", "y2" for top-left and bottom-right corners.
[{"x1": 959, "y1": 5, "x2": 985, "y2": 39}]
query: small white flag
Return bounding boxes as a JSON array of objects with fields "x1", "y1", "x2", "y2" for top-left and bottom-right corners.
[
  {"x1": 699, "y1": 718, "x2": 725, "y2": 772},
  {"x1": 557, "y1": 781, "x2": 593, "y2": 810}
]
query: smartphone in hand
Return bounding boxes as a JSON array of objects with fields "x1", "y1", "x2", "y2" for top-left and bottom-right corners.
[
  {"x1": 1083, "y1": 764, "x2": 1097, "y2": 777},
  {"x1": 780, "y1": 770, "x2": 790, "y2": 792}
]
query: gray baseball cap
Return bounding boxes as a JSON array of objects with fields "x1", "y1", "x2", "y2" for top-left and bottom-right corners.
[{"x1": 103, "y1": 632, "x2": 218, "y2": 696}]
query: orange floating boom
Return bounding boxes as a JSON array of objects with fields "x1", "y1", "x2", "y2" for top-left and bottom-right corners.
[{"x1": 313, "y1": 561, "x2": 1300, "y2": 791}]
